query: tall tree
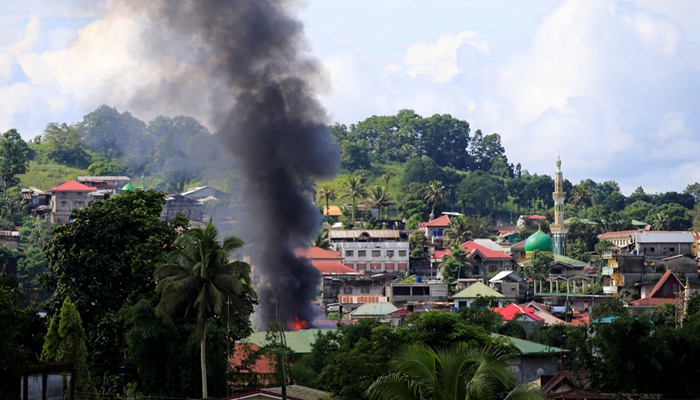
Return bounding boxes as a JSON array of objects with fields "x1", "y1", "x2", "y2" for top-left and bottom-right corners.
[
  {"x1": 342, "y1": 175, "x2": 367, "y2": 221},
  {"x1": 317, "y1": 183, "x2": 338, "y2": 216},
  {"x1": 424, "y1": 180, "x2": 445, "y2": 219},
  {"x1": 364, "y1": 342, "x2": 543, "y2": 400},
  {"x1": 367, "y1": 185, "x2": 393, "y2": 219},
  {"x1": 444, "y1": 215, "x2": 473, "y2": 245},
  {"x1": 569, "y1": 183, "x2": 593, "y2": 211},
  {"x1": 42, "y1": 123, "x2": 92, "y2": 168},
  {"x1": 42, "y1": 190, "x2": 187, "y2": 377},
  {"x1": 41, "y1": 297, "x2": 96, "y2": 399},
  {"x1": 0, "y1": 129, "x2": 30, "y2": 191},
  {"x1": 154, "y1": 220, "x2": 257, "y2": 399}
]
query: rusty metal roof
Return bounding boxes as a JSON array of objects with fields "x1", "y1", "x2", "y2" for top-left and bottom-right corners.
[{"x1": 329, "y1": 229, "x2": 400, "y2": 240}]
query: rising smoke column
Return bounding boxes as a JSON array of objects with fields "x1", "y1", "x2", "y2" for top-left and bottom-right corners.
[{"x1": 130, "y1": 0, "x2": 339, "y2": 328}]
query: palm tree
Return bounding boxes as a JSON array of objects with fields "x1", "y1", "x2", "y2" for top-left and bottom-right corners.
[
  {"x1": 652, "y1": 212, "x2": 668, "y2": 231},
  {"x1": 383, "y1": 172, "x2": 394, "y2": 188},
  {"x1": 367, "y1": 185, "x2": 394, "y2": 219},
  {"x1": 365, "y1": 342, "x2": 543, "y2": 400},
  {"x1": 444, "y1": 215, "x2": 474, "y2": 245},
  {"x1": 154, "y1": 220, "x2": 256, "y2": 399},
  {"x1": 424, "y1": 180, "x2": 445, "y2": 220},
  {"x1": 569, "y1": 183, "x2": 593, "y2": 210},
  {"x1": 342, "y1": 174, "x2": 367, "y2": 221},
  {"x1": 459, "y1": 194, "x2": 470, "y2": 215},
  {"x1": 312, "y1": 227, "x2": 330, "y2": 249},
  {"x1": 317, "y1": 183, "x2": 337, "y2": 216}
]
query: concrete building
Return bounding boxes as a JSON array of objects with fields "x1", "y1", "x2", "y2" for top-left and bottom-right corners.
[
  {"x1": 329, "y1": 229, "x2": 409, "y2": 274},
  {"x1": 48, "y1": 180, "x2": 97, "y2": 223}
]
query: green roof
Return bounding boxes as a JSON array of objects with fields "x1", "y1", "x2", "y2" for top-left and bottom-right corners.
[
  {"x1": 563, "y1": 217, "x2": 598, "y2": 225},
  {"x1": 122, "y1": 182, "x2": 135, "y2": 191},
  {"x1": 524, "y1": 229, "x2": 553, "y2": 252},
  {"x1": 245, "y1": 329, "x2": 333, "y2": 354},
  {"x1": 632, "y1": 219, "x2": 648, "y2": 226},
  {"x1": 453, "y1": 282, "x2": 504, "y2": 299},
  {"x1": 491, "y1": 333, "x2": 567, "y2": 355},
  {"x1": 519, "y1": 254, "x2": 589, "y2": 267},
  {"x1": 350, "y1": 302, "x2": 398, "y2": 317}
]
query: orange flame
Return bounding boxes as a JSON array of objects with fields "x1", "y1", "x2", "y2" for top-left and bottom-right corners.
[{"x1": 289, "y1": 316, "x2": 309, "y2": 331}]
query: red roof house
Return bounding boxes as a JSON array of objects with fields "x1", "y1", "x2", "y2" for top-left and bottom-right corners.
[
  {"x1": 49, "y1": 180, "x2": 97, "y2": 192},
  {"x1": 438, "y1": 240, "x2": 514, "y2": 278},
  {"x1": 629, "y1": 270, "x2": 683, "y2": 307},
  {"x1": 294, "y1": 247, "x2": 342, "y2": 263},
  {"x1": 312, "y1": 262, "x2": 359, "y2": 276},
  {"x1": 418, "y1": 215, "x2": 451, "y2": 241},
  {"x1": 229, "y1": 342, "x2": 276, "y2": 389},
  {"x1": 492, "y1": 303, "x2": 544, "y2": 322}
]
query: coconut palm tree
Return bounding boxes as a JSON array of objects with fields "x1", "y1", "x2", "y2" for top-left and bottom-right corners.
[
  {"x1": 651, "y1": 212, "x2": 668, "y2": 231},
  {"x1": 312, "y1": 227, "x2": 330, "y2": 249},
  {"x1": 459, "y1": 194, "x2": 470, "y2": 215},
  {"x1": 365, "y1": 342, "x2": 544, "y2": 400},
  {"x1": 383, "y1": 172, "x2": 394, "y2": 188},
  {"x1": 444, "y1": 215, "x2": 474, "y2": 245},
  {"x1": 569, "y1": 183, "x2": 593, "y2": 210},
  {"x1": 367, "y1": 185, "x2": 394, "y2": 219},
  {"x1": 154, "y1": 220, "x2": 256, "y2": 399},
  {"x1": 342, "y1": 174, "x2": 367, "y2": 221},
  {"x1": 424, "y1": 180, "x2": 445, "y2": 219},
  {"x1": 317, "y1": 183, "x2": 338, "y2": 216}
]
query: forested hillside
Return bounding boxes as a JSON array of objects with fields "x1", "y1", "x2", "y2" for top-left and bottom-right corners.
[
  {"x1": 20, "y1": 105, "x2": 238, "y2": 194},
  {"x1": 13, "y1": 104, "x2": 700, "y2": 244}
]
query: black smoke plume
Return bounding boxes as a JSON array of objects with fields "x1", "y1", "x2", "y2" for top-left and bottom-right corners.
[{"x1": 128, "y1": 0, "x2": 339, "y2": 328}]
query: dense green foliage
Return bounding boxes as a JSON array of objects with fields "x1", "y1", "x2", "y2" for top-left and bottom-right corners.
[
  {"x1": 42, "y1": 190, "x2": 187, "y2": 381},
  {"x1": 41, "y1": 297, "x2": 97, "y2": 398},
  {"x1": 365, "y1": 342, "x2": 543, "y2": 400},
  {"x1": 0, "y1": 285, "x2": 42, "y2": 399},
  {"x1": 154, "y1": 220, "x2": 257, "y2": 398}
]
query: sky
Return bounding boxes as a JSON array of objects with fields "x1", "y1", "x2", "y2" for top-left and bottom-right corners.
[{"x1": 1, "y1": 1, "x2": 700, "y2": 195}]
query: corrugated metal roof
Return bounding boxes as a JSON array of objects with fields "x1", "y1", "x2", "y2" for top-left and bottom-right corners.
[
  {"x1": 632, "y1": 231, "x2": 695, "y2": 243},
  {"x1": 453, "y1": 282, "x2": 505, "y2": 299},
  {"x1": 246, "y1": 329, "x2": 333, "y2": 354},
  {"x1": 77, "y1": 176, "x2": 130, "y2": 181},
  {"x1": 329, "y1": 230, "x2": 400, "y2": 239},
  {"x1": 418, "y1": 215, "x2": 451, "y2": 227},
  {"x1": 350, "y1": 302, "x2": 398, "y2": 316},
  {"x1": 489, "y1": 271, "x2": 522, "y2": 283},
  {"x1": 491, "y1": 333, "x2": 566, "y2": 355}
]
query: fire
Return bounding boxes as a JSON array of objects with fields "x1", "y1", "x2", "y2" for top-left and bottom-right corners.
[{"x1": 289, "y1": 316, "x2": 309, "y2": 331}]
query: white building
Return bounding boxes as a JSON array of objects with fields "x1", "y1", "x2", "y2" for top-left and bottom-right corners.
[{"x1": 329, "y1": 230, "x2": 409, "y2": 274}]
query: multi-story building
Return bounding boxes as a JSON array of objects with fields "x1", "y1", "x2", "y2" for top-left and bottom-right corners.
[
  {"x1": 329, "y1": 230, "x2": 409, "y2": 274},
  {"x1": 48, "y1": 180, "x2": 97, "y2": 223},
  {"x1": 77, "y1": 176, "x2": 131, "y2": 191}
]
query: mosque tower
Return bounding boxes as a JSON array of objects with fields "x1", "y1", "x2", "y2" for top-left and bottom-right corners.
[{"x1": 551, "y1": 155, "x2": 567, "y2": 256}]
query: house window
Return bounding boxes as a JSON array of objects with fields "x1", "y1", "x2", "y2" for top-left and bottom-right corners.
[
  {"x1": 75, "y1": 201, "x2": 83, "y2": 208},
  {"x1": 358, "y1": 250, "x2": 367, "y2": 257},
  {"x1": 345, "y1": 250, "x2": 354, "y2": 257},
  {"x1": 77, "y1": 192, "x2": 83, "y2": 196},
  {"x1": 489, "y1": 265, "x2": 497, "y2": 273},
  {"x1": 398, "y1": 250, "x2": 407, "y2": 257},
  {"x1": 60, "y1": 201, "x2": 67, "y2": 207},
  {"x1": 386, "y1": 250, "x2": 395, "y2": 258},
  {"x1": 342, "y1": 287, "x2": 353, "y2": 294},
  {"x1": 663, "y1": 247, "x2": 675, "y2": 253},
  {"x1": 372, "y1": 250, "x2": 381, "y2": 257},
  {"x1": 361, "y1": 287, "x2": 370, "y2": 294}
]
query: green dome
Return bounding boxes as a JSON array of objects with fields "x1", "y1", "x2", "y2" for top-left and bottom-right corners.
[{"x1": 524, "y1": 229, "x2": 553, "y2": 252}]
